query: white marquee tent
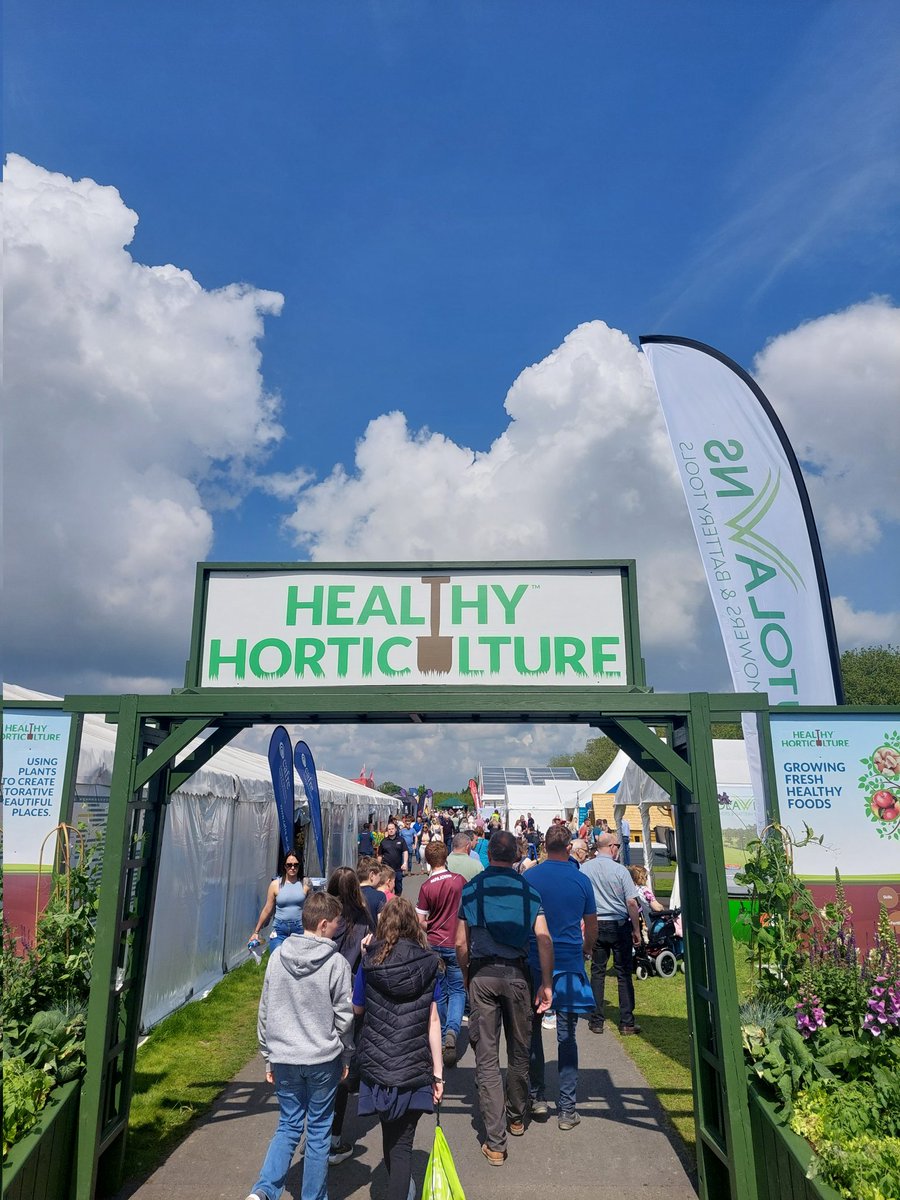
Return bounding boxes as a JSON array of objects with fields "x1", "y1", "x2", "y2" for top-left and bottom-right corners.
[{"x1": 505, "y1": 741, "x2": 752, "y2": 888}]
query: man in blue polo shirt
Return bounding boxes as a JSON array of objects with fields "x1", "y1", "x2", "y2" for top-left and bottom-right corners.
[
  {"x1": 455, "y1": 831, "x2": 553, "y2": 1166},
  {"x1": 524, "y1": 824, "x2": 597, "y2": 1129}
]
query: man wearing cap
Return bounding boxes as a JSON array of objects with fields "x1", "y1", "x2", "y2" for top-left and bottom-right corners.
[
  {"x1": 580, "y1": 832, "x2": 642, "y2": 1035},
  {"x1": 455, "y1": 830, "x2": 553, "y2": 1166}
]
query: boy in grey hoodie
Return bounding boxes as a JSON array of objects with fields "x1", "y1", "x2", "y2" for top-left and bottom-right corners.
[{"x1": 246, "y1": 891, "x2": 354, "y2": 1200}]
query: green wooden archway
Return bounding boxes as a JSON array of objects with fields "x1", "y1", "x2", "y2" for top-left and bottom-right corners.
[{"x1": 60, "y1": 684, "x2": 767, "y2": 1200}]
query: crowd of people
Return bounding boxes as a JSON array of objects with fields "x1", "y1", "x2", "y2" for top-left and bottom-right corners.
[{"x1": 245, "y1": 808, "x2": 650, "y2": 1200}]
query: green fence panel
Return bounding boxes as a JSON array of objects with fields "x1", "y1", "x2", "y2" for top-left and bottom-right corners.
[
  {"x1": 2, "y1": 1079, "x2": 80, "y2": 1200},
  {"x1": 747, "y1": 1084, "x2": 842, "y2": 1200}
]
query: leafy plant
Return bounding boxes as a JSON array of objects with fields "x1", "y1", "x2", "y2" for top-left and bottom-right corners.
[
  {"x1": 2, "y1": 1057, "x2": 53, "y2": 1158},
  {"x1": 742, "y1": 1013, "x2": 867, "y2": 1114},
  {"x1": 734, "y1": 823, "x2": 818, "y2": 1000},
  {"x1": 792, "y1": 1081, "x2": 900, "y2": 1200},
  {"x1": 5, "y1": 1007, "x2": 87, "y2": 1084},
  {"x1": 1, "y1": 827, "x2": 102, "y2": 1159}
]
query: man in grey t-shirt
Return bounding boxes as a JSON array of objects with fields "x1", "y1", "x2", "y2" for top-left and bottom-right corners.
[{"x1": 580, "y1": 833, "x2": 642, "y2": 1034}]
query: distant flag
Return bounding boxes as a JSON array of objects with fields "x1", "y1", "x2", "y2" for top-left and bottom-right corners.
[
  {"x1": 267, "y1": 727, "x2": 295, "y2": 856},
  {"x1": 468, "y1": 778, "x2": 480, "y2": 813},
  {"x1": 294, "y1": 741, "x2": 325, "y2": 875}
]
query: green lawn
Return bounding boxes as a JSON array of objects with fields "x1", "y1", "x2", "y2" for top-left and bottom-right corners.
[
  {"x1": 595, "y1": 931, "x2": 758, "y2": 1166},
  {"x1": 601, "y1": 939, "x2": 754, "y2": 1170},
  {"x1": 652, "y1": 865, "x2": 676, "y2": 902},
  {"x1": 124, "y1": 959, "x2": 265, "y2": 1182}
]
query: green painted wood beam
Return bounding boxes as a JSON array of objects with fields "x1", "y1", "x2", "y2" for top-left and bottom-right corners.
[
  {"x1": 607, "y1": 716, "x2": 695, "y2": 791},
  {"x1": 166, "y1": 724, "x2": 241, "y2": 794},
  {"x1": 76, "y1": 697, "x2": 140, "y2": 1200},
  {"x1": 132, "y1": 717, "x2": 215, "y2": 792},
  {"x1": 62, "y1": 686, "x2": 731, "y2": 722},
  {"x1": 685, "y1": 693, "x2": 758, "y2": 1200}
]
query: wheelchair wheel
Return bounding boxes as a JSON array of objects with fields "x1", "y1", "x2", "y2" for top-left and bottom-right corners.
[
  {"x1": 654, "y1": 950, "x2": 678, "y2": 978},
  {"x1": 635, "y1": 963, "x2": 649, "y2": 980},
  {"x1": 678, "y1": 958, "x2": 686, "y2": 973}
]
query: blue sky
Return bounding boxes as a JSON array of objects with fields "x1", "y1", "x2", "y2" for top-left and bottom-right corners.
[{"x1": 6, "y1": 2, "x2": 899, "y2": 785}]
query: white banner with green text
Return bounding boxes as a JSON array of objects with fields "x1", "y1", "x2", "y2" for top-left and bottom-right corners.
[{"x1": 642, "y1": 337, "x2": 842, "y2": 829}]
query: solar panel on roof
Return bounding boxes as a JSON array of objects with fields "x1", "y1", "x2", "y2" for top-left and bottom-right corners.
[{"x1": 480, "y1": 764, "x2": 581, "y2": 791}]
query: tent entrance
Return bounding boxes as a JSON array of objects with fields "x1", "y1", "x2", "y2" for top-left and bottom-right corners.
[{"x1": 64, "y1": 686, "x2": 765, "y2": 1200}]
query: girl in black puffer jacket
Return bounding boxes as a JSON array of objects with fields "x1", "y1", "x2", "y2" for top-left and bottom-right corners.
[{"x1": 354, "y1": 897, "x2": 444, "y2": 1200}]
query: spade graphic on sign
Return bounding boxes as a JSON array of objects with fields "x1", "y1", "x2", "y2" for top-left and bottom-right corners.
[{"x1": 417, "y1": 576, "x2": 452, "y2": 674}]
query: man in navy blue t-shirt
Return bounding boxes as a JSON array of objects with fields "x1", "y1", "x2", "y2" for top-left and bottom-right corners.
[{"x1": 524, "y1": 824, "x2": 597, "y2": 1129}]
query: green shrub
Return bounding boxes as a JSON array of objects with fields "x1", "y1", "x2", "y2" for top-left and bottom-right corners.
[
  {"x1": 1, "y1": 830, "x2": 102, "y2": 1158},
  {"x1": 792, "y1": 1074, "x2": 900, "y2": 1198},
  {"x1": 811, "y1": 1134, "x2": 900, "y2": 1200},
  {"x1": 2, "y1": 1057, "x2": 53, "y2": 1159},
  {"x1": 5, "y1": 1007, "x2": 87, "y2": 1084}
]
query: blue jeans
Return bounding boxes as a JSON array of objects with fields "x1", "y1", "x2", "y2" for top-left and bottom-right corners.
[
  {"x1": 252, "y1": 1057, "x2": 342, "y2": 1200},
  {"x1": 621, "y1": 838, "x2": 631, "y2": 866},
  {"x1": 529, "y1": 1009, "x2": 579, "y2": 1115},
  {"x1": 434, "y1": 946, "x2": 465, "y2": 1037},
  {"x1": 270, "y1": 919, "x2": 303, "y2": 954}
]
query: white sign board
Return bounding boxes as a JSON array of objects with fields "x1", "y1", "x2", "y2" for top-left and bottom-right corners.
[
  {"x1": 769, "y1": 713, "x2": 900, "y2": 881},
  {"x1": 2, "y1": 708, "x2": 74, "y2": 869},
  {"x1": 195, "y1": 566, "x2": 632, "y2": 688}
]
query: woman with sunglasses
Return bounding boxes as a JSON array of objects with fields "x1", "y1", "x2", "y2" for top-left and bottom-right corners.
[{"x1": 251, "y1": 854, "x2": 311, "y2": 954}]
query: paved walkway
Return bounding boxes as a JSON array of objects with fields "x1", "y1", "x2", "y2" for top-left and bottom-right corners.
[{"x1": 115, "y1": 877, "x2": 697, "y2": 1200}]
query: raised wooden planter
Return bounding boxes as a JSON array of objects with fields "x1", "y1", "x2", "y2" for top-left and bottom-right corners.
[
  {"x1": 747, "y1": 1081, "x2": 842, "y2": 1200},
  {"x1": 2, "y1": 1079, "x2": 80, "y2": 1200}
]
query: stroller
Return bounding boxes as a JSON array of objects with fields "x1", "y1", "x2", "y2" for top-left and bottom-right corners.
[{"x1": 634, "y1": 907, "x2": 683, "y2": 979}]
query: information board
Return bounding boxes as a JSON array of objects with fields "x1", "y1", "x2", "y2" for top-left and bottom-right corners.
[
  {"x1": 2, "y1": 708, "x2": 75, "y2": 869},
  {"x1": 769, "y1": 713, "x2": 900, "y2": 881}
]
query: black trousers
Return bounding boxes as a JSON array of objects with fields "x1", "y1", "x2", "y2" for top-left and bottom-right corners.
[
  {"x1": 381, "y1": 1108, "x2": 423, "y2": 1200},
  {"x1": 591, "y1": 919, "x2": 636, "y2": 1028}
]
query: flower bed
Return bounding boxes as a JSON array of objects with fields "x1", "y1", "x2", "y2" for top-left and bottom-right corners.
[
  {"x1": 1, "y1": 830, "x2": 100, "y2": 1164},
  {"x1": 736, "y1": 826, "x2": 900, "y2": 1200}
]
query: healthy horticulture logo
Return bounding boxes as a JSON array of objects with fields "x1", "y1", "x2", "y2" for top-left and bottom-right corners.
[{"x1": 197, "y1": 567, "x2": 633, "y2": 688}]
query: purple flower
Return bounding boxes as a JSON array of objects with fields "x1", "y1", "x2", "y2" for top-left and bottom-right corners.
[
  {"x1": 862, "y1": 976, "x2": 900, "y2": 1036},
  {"x1": 795, "y1": 990, "x2": 826, "y2": 1039}
]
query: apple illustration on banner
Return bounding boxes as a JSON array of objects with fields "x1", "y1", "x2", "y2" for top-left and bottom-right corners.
[
  {"x1": 871, "y1": 790, "x2": 899, "y2": 820},
  {"x1": 861, "y1": 734, "x2": 900, "y2": 840}
]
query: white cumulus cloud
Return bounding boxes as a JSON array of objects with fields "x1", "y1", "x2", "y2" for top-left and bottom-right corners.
[
  {"x1": 285, "y1": 320, "x2": 710, "y2": 658},
  {"x1": 3, "y1": 155, "x2": 284, "y2": 692},
  {"x1": 753, "y1": 298, "x2": 900, "y2": 556},
  {"x1": 832, "y1": 596, "x2": 900, "y2": 649}
]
